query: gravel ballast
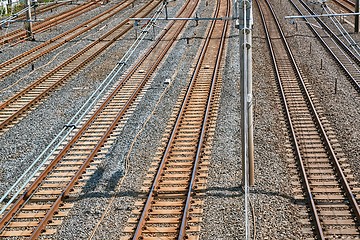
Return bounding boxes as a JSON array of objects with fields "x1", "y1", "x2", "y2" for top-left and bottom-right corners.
[
  {"x1": 0, "y1": 0, "x2": 173, "y2": 194},
  {"x1": 269, "y1": 0, "x2": 360, "y2": 185},
  {"x1": 200, "y1": 3, "x2": 303, "y2": 238},
  {"x1": 52, "y1": 1, "x2": 215, "y2": 238},
  {"x1": 0, "y1": 0, "x2": 359, "y2": 239}
]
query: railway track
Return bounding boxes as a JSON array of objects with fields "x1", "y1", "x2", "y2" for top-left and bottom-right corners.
[
  {"x1": 121, "y1": 0, "x2": 228, "y2": 239},
  {"x1": 0, "y1": 0, "x2": 135, "y2": 80},
  {"x1": 0, "y1": 0, "x2": 101, "y2": 44},
  {"x1": 0, "y1": 0, "x2": 162, "y2": 134},
  {"x1": 0, "y1": 1, "x2": 67, "y2": 30},
  {"x1": 289, "y1": 0, "x2": 360, "y2": 93},
  {"x1": 0, "y1": 0, "x2": 201, "y2": 238},
  {"x1": 257, "y1": 0, "x2": 360, "y2": 238},
  {"x1": 15, "y1": 1, "x2": 70, "y2": 21},
  {"x1": 332, "y1": 0, "x2": 355, "y2": 13}
]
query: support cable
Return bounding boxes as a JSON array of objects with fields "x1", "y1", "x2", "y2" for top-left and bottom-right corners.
[
  {"x1": 0, "y1": 2, "x2": 167, "y2": 215},
  {"x1": 323, "y1": 4, "x2": 360, "y2": 56}
]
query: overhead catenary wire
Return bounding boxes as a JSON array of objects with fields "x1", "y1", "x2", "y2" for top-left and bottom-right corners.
[
  {"x1": 87, "y1": 62, "x2": 176, "y2": 240},
  {"x1": 0, "y1": 6, "x2": 30, "y2": 26},
  {"x1": 0, "y1": 2, "x2": 16, "y2": 51},
  {"x1": 322, "y1": 4, "x2": 360, "y2": 56},
  {"x1": 0, "y1": 22, "x2": 103, "y2": 94},
  {"x1": 0, "y1": 1, "x2": 167, "y2": 216}
]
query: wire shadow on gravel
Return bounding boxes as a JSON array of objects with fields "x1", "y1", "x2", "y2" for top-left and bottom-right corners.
[
  {"x1": 203, "y1": 187, "x2": 294, "y2": 202},
  {"x1": 249, "y1": 188, "x2": 295, "y2": 202},
  {"x1": 203, "y1": 186, "x2": 243, "y2": 198},
  {"x1": 74, "y1": 189, "x2": 142, "y2": 201}
]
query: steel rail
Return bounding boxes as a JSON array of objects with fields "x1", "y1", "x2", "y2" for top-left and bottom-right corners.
[
  {"x1": 290, "y1": 0, "x2": 360, "y2": 226},
  {"x1": 30, "y1": 52, "x2": 164, "y2": 238},
  {"x1": 323, "y1": 5, "x2": 360, "y2": 56},
  {"x1": 297, "y1": 0, "x2": 360, "y2": 65},
  {"x1": 27, "y1": 0, "x2": 100, "y2": 34},
  {"x1": 0, "y1": 0, "x2": 162, "y2": 131},
  {"x1": 131, "y1": 1, "x2": 201, "y2": 239},
  {"x1": 0, "y1": 0, "x2": 135, "y2": 79},
  {"x1": 0, "y1": 0, "x2": 196, "y2": 236},
  {"x1": 178, "y1": 0, "x2": 229, "y2": 238},
  {"x1": 332, "y1": 0, "x2": 355, "y2": 12},
  {"x1": 289, "y1": 0, "x2": 360, "y2": 92},
  {"x1": 272, "y1": 0, "x2": 360, "y2": 224},
  {"x1": 341, "y1": 0, "x2": 356, "y2": 7},
  {"x1": 255, "y1": 0, "x2": 324, "y2": 238},
  {"x1": 0, "y1": 1, "x2": 69, "y2": 26},
  {"x1": 15, "y1": 1, "x2": 69, "y2": 21},
  {"x1": 258, "y1": 0, "x2": 360, "y2": 237},
  {"x1": 30, "y1": 1, "x2": 198, "y2": 236},
  {"x1": 0, "y1": 0, "x2": 101, "y2": 43},
  {"x1": 0, "y1": 0, "x2": 166, "y2": 217},
  {"x1": 1, "y1": 1, "x2": 92, "y2": 38},
  {"x1": 131, "y1": 0, "x2": 228, "y2": 238},
  {"x1": 33, "y1": 2, "x2": 68, "y2": 13}
]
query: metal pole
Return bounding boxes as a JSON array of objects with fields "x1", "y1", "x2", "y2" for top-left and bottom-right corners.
[
  {"x1": 33, "y1": 0, "x2": 38, "y2": 21},
  {"x1": 25, "y1": 0, "x2": 34, "y2": 40},
  {"x1": 134, "y1": 20, "x2": 138, "y2": 39},
  {"x1": 356, "y1": 0, "x2": 359, "y2": 32},
  {"x1": 334, "y1": 78, "x2": 338, "y2": 94},
  {"x1": 286, "y1": 12, "x2": 360, "y2": 19},
  {"x1": 239, "y1": 0, "x2": 253, "y2": 238},
  {"x1": 3, "y1": 0, "x2": 7, "y2": 15},
  {"x1": 152, "y1": 23, "x2": 155, "y2": 40},
  {"x1": 234, "y1": 0, "x2": 239, "y2": 20},
  {"x1": 164, "y1": 0, "x2": 168, "y2": 20},
  {"x1": 247, "y1": 4, "x2": 254, "y2": 186},
  {"x1": 239, "y1": 1, "x2": 246, "y2": 188},
  {"x1": 239, "y1": 0, "x2": 254, "y2": 188},
  {"x1": 239, "y1": 13, "x2": 250, "y2": 240}
]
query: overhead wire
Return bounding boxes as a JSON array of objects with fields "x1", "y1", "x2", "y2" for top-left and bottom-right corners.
[
  {"x1": 322, "y1": 4, "x2": 360, "y2": 57},
  {"x1": 88, "y1": 61, "x2": 176, "y2": 240},
  {"x1": 0, "y1": 2, "x2": 15, "y2": 51},
  {"x1": 0, "y1": 26, "x2": 101, "y2": 94},
  {"x1": 0, "y1": 0, "x2": 167, "y2": 217}
]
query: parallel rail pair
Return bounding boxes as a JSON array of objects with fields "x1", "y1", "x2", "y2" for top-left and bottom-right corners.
[
  {"x1": 121, "y1": 0, "x2": 229, "y2": 239},
  {"x1": 15, "y1": 1, "x2": 70, "y2": 21},
  {"x1": 0, "y1": 0, "x2": 216, "y2": 238},
  {"x1": 257, "y1": 0, "x2": 360, "y2": 238},
  {"x1": 0, "y1": 0, "x2": 162, "y2": 134},
  {"x1": 0, "y1": 0, "x2": 137, "y2": 80},
  {"x1": 290, "y1": 0, "x2": 360, "y2": 93},
  {"x1": 332, "y1": 0, "x2": 355, "y2": 13},
  {"x1": 1, "y1": 0, "x2": 100, "y2": 44}
]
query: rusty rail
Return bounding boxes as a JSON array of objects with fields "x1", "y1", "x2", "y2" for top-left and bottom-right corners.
[
  {"x1": 257, "y1": 0, "x2": 360, "y2": 238},
  {"x1": 0, "y1": 0, "x2": 100, "y2": 44},
  {"x1": 0, "y1": 0, "x2": 161, "y2": 133},
  {"x1": 129, "y1": 0, "x2": 229, "y2": 239},
  {"x1": 290, "y1": 0, "x2": 360, "y2": 93},
  {"x1": 0, "y1": 0, "x2": 135, "y2": 80},
  {"x1": 332, "y1": 0, "x2": 355, "y2": 12},
  {"x1": 0, "y1": 0, "x2": 201, "y2": 238},
  {"x1": 178, "y1": 1, "x2": 229, "y2": 239},
  {"x1": 15, "y1": 1, "x2": 70, "y2": 21}
]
